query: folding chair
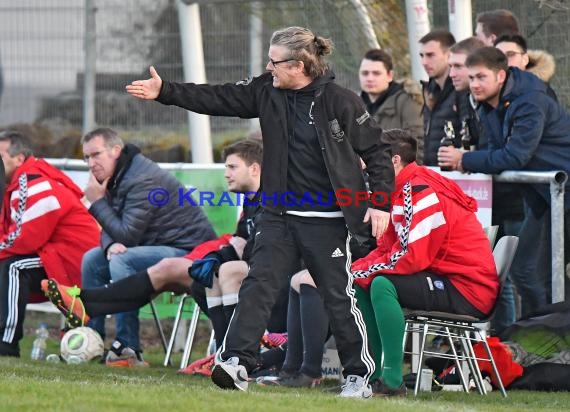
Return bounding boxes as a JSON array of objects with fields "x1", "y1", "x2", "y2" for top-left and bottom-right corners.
[
  {"x1": 149, "y1": 300, "x2": 168, "y2": 354},
  {"x1": 407, "y1": 225, "x2": 500, "y2": 376},
  {"x1": 483, "y1": 225, "x2": 499, "y2": 247},
  {"x1": 403, "y1": 235, "x2": 519, "y2": 397},
  {"x1": 163, "y1": 293, "x2": 204, "y2": 368}
]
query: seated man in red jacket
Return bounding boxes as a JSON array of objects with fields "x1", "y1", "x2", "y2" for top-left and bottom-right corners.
[
  {"x1": 351, "y1": 129, "x2": 498, "y2": 396},
  {"x1": 0, "y1": 130, "x2": 100, "y2": 357}
]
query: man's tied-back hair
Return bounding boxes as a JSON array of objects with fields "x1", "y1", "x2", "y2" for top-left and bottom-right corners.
[{"x1": 270, "y1": 26, "x2": 334, "y2": 79}]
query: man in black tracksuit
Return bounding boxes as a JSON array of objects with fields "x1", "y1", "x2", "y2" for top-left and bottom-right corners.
[{"x1": 126, "y1": 26, "x2": 394, "y2": 398}]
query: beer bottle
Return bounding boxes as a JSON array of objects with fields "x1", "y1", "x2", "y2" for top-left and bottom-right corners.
[
  {"x1": 439, "y1": 121, "x2": 455, "y2": 171},
  {"x1": 461, "y1": 119, "x2": 474, "y2": 151}
]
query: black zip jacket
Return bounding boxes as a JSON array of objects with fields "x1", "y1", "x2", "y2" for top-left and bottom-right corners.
[
  {"x1": 421, "y1": 76, "x2": 462, "y2": 166},
  {"x1": 156, "y1": 71, "x2": 394, "y2": 243}
]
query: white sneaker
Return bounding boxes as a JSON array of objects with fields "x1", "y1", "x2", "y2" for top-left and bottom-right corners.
[
  {"x1": 211, "y1": 356, "x2": 249, "y2": 391},
  {"x1": 338, "y1": 375, "x2": 372, "y2": 398}
]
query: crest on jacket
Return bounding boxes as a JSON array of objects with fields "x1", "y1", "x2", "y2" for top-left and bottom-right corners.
[{"x1": 328, "y1": 119, "x2": 345, "y2": 142}]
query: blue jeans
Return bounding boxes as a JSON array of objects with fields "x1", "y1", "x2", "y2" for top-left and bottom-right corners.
[
  {"x1": 81, "y1": 245, "x2": 187, "y2": 351},
  {"x1": 492, "y1": 218, "x2": 522, "y2": 334},
  {"x1": 508, "y1": 203, "x2": 548, "y2": 318}
]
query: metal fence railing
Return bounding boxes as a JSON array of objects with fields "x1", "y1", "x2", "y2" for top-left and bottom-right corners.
[
  {"x1": 494, "y1": 170, "x2": 568, "y2": 304},
  {"x1": 48, "y1": 157, "x2": 567, "y2": 304}
]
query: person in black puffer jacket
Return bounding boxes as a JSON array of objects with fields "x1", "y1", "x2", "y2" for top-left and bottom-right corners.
[{"x1": 81, "y1": 127, "x2": 216, "y2": 367}]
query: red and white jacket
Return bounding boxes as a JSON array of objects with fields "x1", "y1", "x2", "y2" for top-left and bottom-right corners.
[
  {"x1": 352, "y1": 162, "x2": 498, "y2": 315},
  {"x1": 0, "y1": 157, "x2": 100, "y2": 291}
]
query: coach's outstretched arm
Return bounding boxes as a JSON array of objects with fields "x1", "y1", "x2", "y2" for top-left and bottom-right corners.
[{"x1": 126, "y1": 66, "x2": 162, "y2": 100}]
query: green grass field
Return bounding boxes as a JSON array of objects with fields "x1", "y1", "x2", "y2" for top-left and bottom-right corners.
[{"x1": 2, "y1": 316, "x2": 569, "y2": 411}]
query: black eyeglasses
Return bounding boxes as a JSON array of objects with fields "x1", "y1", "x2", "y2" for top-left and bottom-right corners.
[{"x1": 269, "y1": 58, "x2": 295, "y2": 69}]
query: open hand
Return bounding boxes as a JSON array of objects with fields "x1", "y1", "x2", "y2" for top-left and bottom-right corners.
[
  {"x1": 364, "y1": 208, "x2": 390, "y2": 239},
  {"x1": 125, "y1": 66, "x2": 163, "y2": 100}
]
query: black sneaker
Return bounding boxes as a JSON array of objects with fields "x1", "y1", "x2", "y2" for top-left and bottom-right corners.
[{"x1": 371, "y1": 379, "x2": 407, "y2": 397}]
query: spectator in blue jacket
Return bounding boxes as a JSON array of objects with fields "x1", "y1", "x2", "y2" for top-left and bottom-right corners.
[{"x1": 438, "y1": 47, "x2": 570, "y2": 315}]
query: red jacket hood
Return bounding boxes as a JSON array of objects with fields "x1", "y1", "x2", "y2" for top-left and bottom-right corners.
[
  {"x1": 396, "y1": 162, "x2": 478, "y2": 213},
  {"x1": 7, "y1": 157, "x2": 84, "y2": 198}
]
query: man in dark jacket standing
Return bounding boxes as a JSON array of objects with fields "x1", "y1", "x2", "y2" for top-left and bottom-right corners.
[
  {"x1": 419, "y1": 29, "x2": 460, "y2": 166},
  {"x1": 449, "y1": 37, "x2": 522, "y2": 334},
  {"x1": 126, "y1": 26, "x2": 394, "y2": 397},
  {"x1": 438, "y1": 47, "x2": 570, "y2": 316},
  {"x1": 81, "y1": 127, "x2": 215, "y2": 367}
]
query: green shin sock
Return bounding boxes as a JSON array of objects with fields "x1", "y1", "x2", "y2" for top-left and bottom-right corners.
[
  {"x1": 370, "y1": 276, "x2": 405, "y2": 388},
  {"x1": 354, "y1": 285, "x2": 383, "y2": 381}
]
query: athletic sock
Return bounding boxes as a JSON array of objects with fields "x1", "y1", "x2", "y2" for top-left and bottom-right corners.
[
  {"x1": 221, "y1": 293, "x2": 238, "y2": 323},
  {"x1": 207, "y1": 298, "x2": 228, "y2": 348},
  {"x1": 222, "y1": 304, "x2": 237, "y2": 323},
  {"x1": 299, "y1": 284, "x2": 329, "y2": 378},
  {"x1": 259, "y1": 344, "x2": 287, "y2": 370},
  {"x1": 81, "y1": 270, "x2": 155, "y2": 317},
  {"x1": 281, "y1": 287, "x2": 302, "y2": 373},
  {"x1": 354, "y1": 285, "x2": 383, "y2": 381},
  {"x1": 370, "y1": 277, "x2": 405, "y2": 389}
]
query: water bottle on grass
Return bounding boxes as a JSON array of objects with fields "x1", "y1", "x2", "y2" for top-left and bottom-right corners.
[{"x1": 31, "y1": 323, "x2": 49, "y2": 361}]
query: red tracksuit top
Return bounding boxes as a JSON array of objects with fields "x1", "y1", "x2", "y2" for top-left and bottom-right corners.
[
  {"x1": 352, "y1": 162, "x2": 498, "y2": 315},
  {"x1": 0, "y1": 157, "x2": 100, "y2": 289}
]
